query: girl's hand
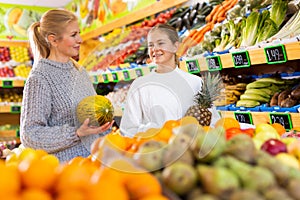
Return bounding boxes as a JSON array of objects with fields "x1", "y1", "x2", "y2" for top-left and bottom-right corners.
[{"x1": 76, "y1": 118, "x2": 114, "y2": 137}]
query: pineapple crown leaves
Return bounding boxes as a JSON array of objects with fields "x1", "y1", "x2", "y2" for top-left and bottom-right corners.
[{"x1": 194, "y1": 72, "x2": 224, "y2": 108}]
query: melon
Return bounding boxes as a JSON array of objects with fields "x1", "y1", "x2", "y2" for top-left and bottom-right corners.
[{"x1": 76, "y1": 95, "x2": 114, "y2": 126}]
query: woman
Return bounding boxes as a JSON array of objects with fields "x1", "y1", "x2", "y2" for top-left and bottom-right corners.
[
  {"x1": 20, "y1": 9, "x2": 113, "y2": 162},
  {"x1": 120, "y1": 24, "x2": 219, "y2": 137}
]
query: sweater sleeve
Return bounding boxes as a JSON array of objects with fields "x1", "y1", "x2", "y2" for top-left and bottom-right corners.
[{"x1": 20, "y1": 74, "x2": 80, "y2": 153}]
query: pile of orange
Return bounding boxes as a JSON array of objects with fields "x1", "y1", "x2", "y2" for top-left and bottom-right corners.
[
  {"x1": 214, "y1": 117, "x2": 241, "y2": 130},
  {"x1": 2, "y1": 147, "x2": 168, "y2": 200}
]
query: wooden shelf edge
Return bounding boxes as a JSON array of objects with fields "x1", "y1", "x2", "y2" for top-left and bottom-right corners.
[
  {"x1": 180, "y1": 41, "x2": 300, "y2": 71},
  {"x1": 81, "y1": 0, "x2": 188, "y2": 41},
  {"x1": 219, "y1": 110, "x2": 300, "y2": 128},
  {"x1": 0, "y1": 40, "x2": 29, "y2": 47}
]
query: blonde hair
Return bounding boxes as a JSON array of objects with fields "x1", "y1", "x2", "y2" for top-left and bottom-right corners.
[
  {"x1": 148, "y1": 24, "x2": 180, "y2": 66},
  {"x1": 28, "y1": 9, "x2": 78, "y2": 60}
]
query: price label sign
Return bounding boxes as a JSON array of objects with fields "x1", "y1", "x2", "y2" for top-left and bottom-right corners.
[
  {"x1": 206, "y1": 56, "x2": 222, "y2": 71},
  {"x1": 269, "y1": 113, "x2": 293, "y2": 130},
  {"x1": 11, "y1": 106, "x2": 21, "y2": 113},
  {"x1": 149, "y1": 66, "x2": 156, "y2": 72},
  {"x1": 264, "y1": 44, "x2": 287, "y2": 64},
  {"x1": 232, "y1": 51, "x2": 251, "y2": 68},
  {"x1": 92, "y1": 76, "x2": 98, "y2": 84},
  {"x1": 234, "y1": 112, "x2": 253, "y2": 124},
  {"x1": 111, "y1": 72, "x2": 119, "y2": 82},
  {"x1": 123, "y1": 70, "x2": 131, "y2": 81},
  {"x1": 16, "y1": 129, "x2": 20, "y2": 138},
  {"x1": 2, "y1": 80, "x2": 13, "y2": 88},
  {"x1": 186, "y1": 59, "x2": 200, "y2": 73},
  {"x1": 102, "y1": 73, "x2": 109, "y2": 83},
  {"x1": 135, "y1": 68, "x2": 143, "y2": 77}
]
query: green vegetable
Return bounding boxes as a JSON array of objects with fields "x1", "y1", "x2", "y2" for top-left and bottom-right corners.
[
  {"x1": 240, "y1": 11, "x2": 261, "y2": 47},
  {"x1": 270, "y1": 0, "x2": 288, "y2": 28},
  {"x1": 256, "y1": 18, "x2": 278, "y2": 43},
  {"x1": 268, "y1": 10, "x2": 300, "y2": 40}
]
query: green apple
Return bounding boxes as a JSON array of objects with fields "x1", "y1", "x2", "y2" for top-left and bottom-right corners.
[
  {"x1": 275, "y1": 153, "x2": 299, "y2": 169},
  {"x1": 254, "y1": 124, "x2": 280, "y2": 143},
  {"x1": 252, "y1": 138, "x2": 264, "y2": 149}
]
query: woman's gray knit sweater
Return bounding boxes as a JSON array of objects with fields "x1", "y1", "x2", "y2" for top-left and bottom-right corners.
[{"x1": 20, "y1": 58, "x2": 100, "y2": 162}]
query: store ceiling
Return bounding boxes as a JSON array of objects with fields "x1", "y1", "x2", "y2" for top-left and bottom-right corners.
[{"x1": 0, "y1": 0, "x2": 72, "y2": 7}]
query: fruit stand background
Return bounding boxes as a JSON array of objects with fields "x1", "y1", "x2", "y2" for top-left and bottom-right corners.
[
  {"x1": 0, "y1": 0, "x2": 157, "y2": 41},
  {"x1": 0, "y1": 4, "x2": 49, "y2": 40}
]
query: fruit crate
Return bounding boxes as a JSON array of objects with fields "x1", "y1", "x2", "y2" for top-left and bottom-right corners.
[
  {"x1": 227, "y1": 104, "x2": 261, "y2": 112},
  {"x1": 260, "y1": 104, "x2": 300, "y2": 113}
]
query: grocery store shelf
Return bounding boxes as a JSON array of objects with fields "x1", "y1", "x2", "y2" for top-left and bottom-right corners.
[
  {"x1": 180, "y1": 41, "x2": 300, "y2": 72},
  {"x1": 90, "y1": 65, "x2": 155, "y2": 84},
  {"x1": 0, "y1": 79, "x2": 26, "y2": 88},
  {"x1": 0, "y1": 130, "x2": 19, "y2": 139},
  {"x1": 219, "y1": 110, "x2": 300, "y2": 130},
  {"x1": 0, "y1": 105, "x2": 21, "y2": 114},
  {"x1": 0, "y1": 40, "x2": 29, "y2": 47},
  {"x1": 81, "y1": 0, "x2": 188, "y2": 41}
]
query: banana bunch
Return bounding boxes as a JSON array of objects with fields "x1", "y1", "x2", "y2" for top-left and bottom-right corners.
[
  {"x1": 236, "y1": 77, "x2": 290, "y2": 107},
  {"x1": 214, "y1": 83, "x2": 247, "y2": 106}
]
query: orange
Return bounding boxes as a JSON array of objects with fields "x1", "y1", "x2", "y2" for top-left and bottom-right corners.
[
  {"x1": 203, "y1": 126, "x2": 212, "y2": 132},
  {"x1": 88, "y1": 179, "x2": 129, "y2": 200},
  {"x1": 55, "y1": 163, "x2": 91, "y2": 192},
  {"x1": 154, "y1": 127, "x2": 173, "y2": 142},
  {"x1": 271, "y1": 123, "x2": 286, "y2": 136},
  {"x1": 55, "y1": 189, "x2": 85, "y2": 200},
  {"x1": 214, "y1": 117, "x2": 240, "y2": 130},
  {"x1": 124, "y1": 172, "x2": 162, "y2": 199},
  {"x1": 41, "y1": 154, "x2": 60, "y2": 168},
  {"x1": 0, "y1": 163, "x2": 21, "y2": 194},
  {"x1": 139, "y1": 194, "x2": 169, "y2": 200},
  {"x1": 106, "y1": 132, "x2": 130, "y2": 151},
  {"x1": 18, "y1": 157, "x2": 57, "y2": 190},
  {"x1": 163, "y1": 120, "x2": 180, "y2": 130},
  {"x1": 21, "y1": 188, "x2": 52, "y2": 200}
]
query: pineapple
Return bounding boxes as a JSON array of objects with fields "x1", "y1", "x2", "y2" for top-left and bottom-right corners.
[{"x1": 185, "y1": 72, "x2": 224, "y2": 126}]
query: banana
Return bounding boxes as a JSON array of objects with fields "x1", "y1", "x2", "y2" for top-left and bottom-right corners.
[
  {"x1": 226, "y1": 89, "x2": 242, "y2": 96},
  {"x1": 235, "y1": 83, "x2": 247, "y2": 90},
  {"x1": 240, "y1": 93, "x2": 270, "y2": 103},
  {"x1": 244, "y1": 88, "x2": 273, "y2": 98},
  {"x1": 255, "y1": 77, "x2": 285, "y2": 85},
  {"x1": 236, "y1": 100, "x2": 260, "y2": 107},
  {"x1": 246, "y1": 81, "x2": 272, "y2": 89}
]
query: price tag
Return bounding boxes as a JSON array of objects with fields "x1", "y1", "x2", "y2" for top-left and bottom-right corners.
[
  {"x1": 11, "y1": 106, "x2": 21, "y2": 113},
  {"x1": 269, "y1": 113, "x2": 293, "y2": 130},
  {"x1": 234, "y1": 112, "x2": 253, "y2": 124},
  {"x1": 135, "y1": 68, "x2": 143, "y2": 77},
  {"x1": 92, "y1": 76, "x2": 98, "y2": 84},
  {"x1": 2, "y1": 80, "x2": 13, "y2": 88},
  {"x1": 111, "y1": 72, "x2": 119, "y2": 82},
  {"x1": 149, "y1": 66, "x2": 156, "y2": 72},
  {"x1": 232, "y1": 51, "x2": 251, "y2": 68},
  {"x1": 102, "y1": 73, "x2": 109, "y2": 83},
  {"x1": 16, "y1": 129, "x2": 20, "y2": 138},
  {"x1": 206, "y1": 56, "x2": 222, "y2": 71},
  {"x1": 186, "y1": 59, "x2": 200, "y2": 73},
  {"x1": 123, "y1": 70, "x2": 131, "y2": 81},
  {"x1": 264, "y1": 44, "x2": 287, "y2": 64}
]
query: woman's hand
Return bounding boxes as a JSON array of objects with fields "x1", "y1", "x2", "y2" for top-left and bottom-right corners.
[{"x1": 76, "y1": 118, "x2": 114, "y2": 137}]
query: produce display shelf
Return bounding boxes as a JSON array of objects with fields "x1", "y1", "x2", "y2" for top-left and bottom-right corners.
[
  {"x1": 0, "y1": 130, "x2": 19, "y2": 139},
  {"x1": 81, "y1": 0, "x2": 188, "y2": 41},
  {"x1": 0, "y1": 79, "x2": 26, "y2": 88},
  {"x1": 90, "y1": 65, "x2": 155, "y2": 84},
  {"x1": 0, "y1": 40, "x2": 29, "y2": 48},
  {"x1": 180, "y1": 41, "x2": 300, "y2": 72},
  {"x1": 0, "y1": 105, "x2": 21, "y2": 114},
  {"x1": 219, "y1": 110, "x2": 300, "y2": 130}
]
